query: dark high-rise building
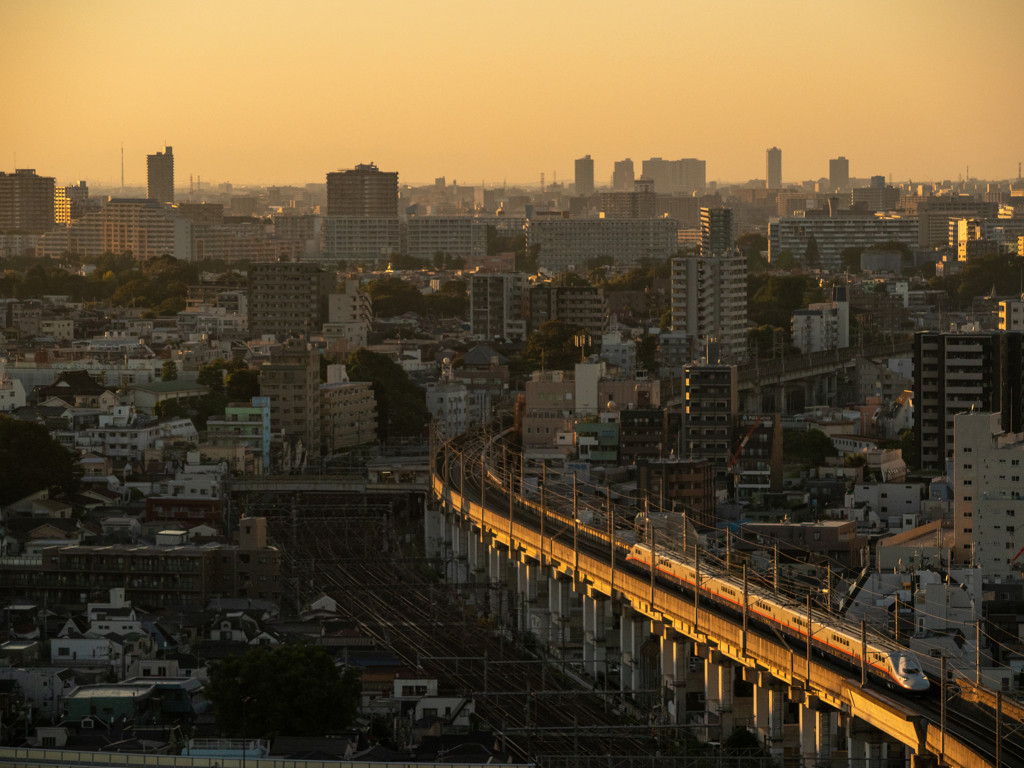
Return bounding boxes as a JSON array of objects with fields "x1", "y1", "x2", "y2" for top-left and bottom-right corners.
[
  {"x1": 0, "y1": 169, "x2": 55, "y2": 232},
  {"x1": 700, "y1": 206, "x2": 735, "y2": 257},
  {"x1": 913, "y1": 330, "x2": 1024, "y2": 470},
  {"x1": 575, "y1": 155, "x2": 595, "y2": 196},
  {"x1": 147, "y1": 146, "x2": 174, "y2": 203},
  {"x1": 326, "y1": 163, "x2": 398, "y2": 218},
  {"x1": 766, "y1": 147, "x2": 782, "y2": 190},
  {"x1": 247, "y1": 261, "x2": 333, "y2": 339},
  {"x1": 612, "y1": 159, "x2": 635, "y2": 191},
  {"x1": 641, "y1": 157, "x2": 706, "y2": 193},
  {"x1": 829, "y1": 156, "x2": 850, "y2": 193}
]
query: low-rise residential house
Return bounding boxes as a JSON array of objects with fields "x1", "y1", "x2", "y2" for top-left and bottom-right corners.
[{"x1": 0, "y1": 667, "x2": 77, "y2": 720}]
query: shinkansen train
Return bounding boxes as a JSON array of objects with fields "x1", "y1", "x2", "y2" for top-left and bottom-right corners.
[{"x1": 627, "y1": 543, "x2": 930, "y2": 694}]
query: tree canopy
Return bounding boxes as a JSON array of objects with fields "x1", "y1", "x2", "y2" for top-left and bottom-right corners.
[
  {"x1": 346, "y1": 348, "x2": 429, "y2": 441},
  {"x1": 930, "y1": 254, "x2": 1024, "y2": 310},
  {"x1": 804, "y1": 235, "x2": 820, "y2": 266},
  {"x1": 747, "y1": 274, "x2": 816, "y2": 331},
  {"x1": 0, "y1": 416, "x2": 82, "y2": 506},
  {"x1": 364, "y1": 277, "x2": 468, "y2": 319},
  {"x1": 783, "y1": 428, "x2": 838, "y2": 467},
  {"x1": 512, "y1": 320, "x2": 591, "y2": 375},
  {"x1": 207, "y1": 644, "x2": 361, "y2": 738},
  {"x1": 772, "y1": 249, "x2": 798, "y2": 271}
]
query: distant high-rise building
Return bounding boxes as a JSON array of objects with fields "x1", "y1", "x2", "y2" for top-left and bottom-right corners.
[
  {"x1": 829, "y1": 157, "x2": 850, "y2": 193},
  {"x1": 263, "y1": 338, "x2": 322, "y2": 461},
  {"x1": 0, "y1": 169, "x2": 56, "y2": 232},
  {"x1": 612, "y1": 159, "x2": 635, "y2": 191},
  {"x1": 913, "y1": 329, "x2": 1024, "y2": 471},
  {"x1": 766, "y1": 147, "x2": 782, "y2": 189},
  {"x1": 670, "y1": 251, "x2": 747, "y2": 364},
  {"x1": 700, "y1": 206, "x2": 735, "y2": 257},
  {"x1": 247, "y1": 261, "x2": 333, "y2": 339},
  {"x1": 326, "y1": 163, "x2": 399, "y2": 218},
  {"x1": 575, "y1": 155, "x2": 595, "y2": 196},
  {"x1": 147, "y1": 146, "x2": 174, "y2": 203},
  {"x1": 642, "y1": 157, "x2": 706, "y2": 193}
]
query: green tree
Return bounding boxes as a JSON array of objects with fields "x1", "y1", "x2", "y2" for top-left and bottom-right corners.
[
  {"x1": 207, "y1": 645, "x2": 361, "y2": 739},
  {"x1": 154, "y1": 399, "x2": 186, "y2": 420},
  {"x1": 637, "y1": 335, "x2": 658, "y2": 372},
  {"x1": 346, "y1": 348, "x2": 429, "y2": 440},
  {"x1": 660, "y1": 309, "x2": 672, "y2": 333},
  {"x1": 422, "y1": 279, "x2": 469, "y2": 319},
  {"x1": 197, "y1": 358, "x2": 248, "y2": 393},
  {"x1": 735, "y1": 232, "x2": 768, "y2": 253},
  {"x1": 225, "y1": 368, "x2": 261, "y2": 401},
  {"x1": 773, "y1": 249, "x2": 798, "y2": 270},
  {"x1": 0, "y1": 416, "x2": 82, "y2": 506},
  {"x1": 840, "y1": 246, "x2": 864, "y2": 274},
  {"x1": 514, "y1": 320, "x2": 590, "y2": 373},
  {"x1": 161, "y1": 360, "x2": 178, "y2": 382},
  {"x1": 804, "y1": 235, "x2": 820, "y2": 266},
  {"x1": 784, "y1": 428, "x2": 838, "y2": 467},
  {"x1": 746, "y1": 251, "x2": 770, "y2": 274},
  {"x1": 748, "y1": 274, "x2": 815, "y2": 330},
  {"x1": 364, "y1": 276, "x2": 425, "y2": 318}
]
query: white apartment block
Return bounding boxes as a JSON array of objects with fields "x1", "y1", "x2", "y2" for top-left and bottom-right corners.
[
  {"x1": 526, "y1": 217, "x2": 679, "y2": 271},
  {"x1": 769, "y1": 213, "x2": 918, "y2": 270},
  {"x1": 669, "y1": 250, "x2": 747, "y2": 364},
  {"x1": 469, "y1": 273, "x2": 528, "y2": 341},
  {"x1": 425, "y1": 380, "x2": 469, "y2": 438},
  {"x1": 324, "y1": 279, "x2": 373, "y2": 349},
  {"x1": 76, "y1": 405, "x2": 199, "y2": 461},
  {"x1": 403, "y1": 217, "x2": 487, "y2": 260},
  {"x1": 101, "y1": 199, "x2": 193, "y2": 261},
  {"x1": 791, "y1": 299, "x2": 850, "y2": 354},
  {"x1": 999, "y1": 299, "x2": 1024, "y2": 331},
  {"x1": 953, "y1": 411, "x2": 1024, "y2": 579},
  {"x1": 321, "y1": 217, "x2": 402, "y2": 260},
  {"x1": 0, "y1": 360, "x2": 26, "y2": 412},
  {"x1": 176, "y1": 305, "x2": 248, "y2": 337}
]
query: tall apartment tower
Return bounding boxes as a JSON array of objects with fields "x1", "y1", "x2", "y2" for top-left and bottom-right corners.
[
  {"x1": 612, "y1": 159, "x2": 635, "y2": 191},
  {"x1": 147, "y1": 146, "x2": 175, "y2": 203},
  {"x1": 326, "y1": 163, "x2": 399, "y2": 218},
  {"x1": 469, "y1": 273, "x2": 529, "y2": 340},
  {"x1": 575, "y1": 155, "x2": 595, "y2": 196},
  {"x1": 700, "y1": 206, "x2": 735, "y2": 257},
  {"x1": 913, "y1": 329, "x2": 1024, "y2": 471},
  {"x1": 952, "y1": 411, "x2": 1024, "y2": 574},
  {"x1": 681, "y1": 364, "x2": 739, "y2": 481},
  {"x1": 247, "y1": 262, "x2": 333, "y2": 339},
  {"x1": 263, "y1": 339, "x2": 322, "y2": 463},
  {"x1": 829, "y1": 156, "x2": 850, "y2": 193},
  {"x1": 0, "y1": 169, "x2": 56, "y2": 232},
  {"x1": 766, "y1": 147, "x2": 782, "y2": 190},
  {"x1": 670, "y1": 251, "x2": 748, "y2": 364}
]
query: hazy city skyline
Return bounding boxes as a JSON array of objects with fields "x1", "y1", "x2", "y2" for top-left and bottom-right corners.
[{"x1": 3, "y1": 0, "x2": 1023, "y2": 187}]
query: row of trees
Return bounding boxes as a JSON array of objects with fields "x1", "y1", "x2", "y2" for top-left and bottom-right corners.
[{"x1": 363, "y1": 277, "x2": 468, "y2": 319}]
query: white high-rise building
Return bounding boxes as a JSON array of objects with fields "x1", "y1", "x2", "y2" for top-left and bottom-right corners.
[
  {"x1": 791, "y1": 287, "x2": 850, "y2": 354},
  {"x1": 953, "y1": 411, "x2": 1024, "y2": 579},
  {"x1": 669, "y1": 250, "x2": 747, "y2": 364}
]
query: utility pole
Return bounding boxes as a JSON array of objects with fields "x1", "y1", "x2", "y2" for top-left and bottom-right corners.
[
  {"x1": 773, "y1": 544, "x2": 779, "y2": 592},
  {"x1": 540, "y1": 463, "x2": 546, "y2": 568},
  {"x1": 742, "y1": 564, "x2": 748, "y2": 657},
  {"x1": 608, "y1": 491, "x2": 615, "y2": 598},
  {"x1": 573, "y1": 474, "x2": 579, "y2": 574},
  {"x1": 860, "y1": 620, "x2": 867, "y2": 688},
  {"x1": 650, "y1": 525, "x2": 657, "y2": 609},
  {"x1": 806, "y1": 594, "x2": 813, "y2": 687},
  {"x1": 694, "y1": 542, "x2": 700, "y2": 634},
  {"x1": 940, "y1": 655, "x2": 947, "y2": 759},
  {"x1": 975, "y1": 620, "x2": 981, "y2": 685}
]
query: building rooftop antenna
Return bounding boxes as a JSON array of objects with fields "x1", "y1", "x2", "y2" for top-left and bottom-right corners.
[{"x1": 120, "y1": 142, "x2": 124, "y2": 194}]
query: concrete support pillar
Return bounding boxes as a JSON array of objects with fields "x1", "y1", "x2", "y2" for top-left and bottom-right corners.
[
  {"x1": 488, "y1": 547, "x2": 506, "y2": 621},
  {"x1": 718, "y1": 664, "x2": 734, "y2": 738},
  {"x1": 424, "y1": 504, "x2": 442, "y2": 558},
  {"x1": 548, "y1": 576, "x2": 571, "y2": 649},
  {"x1": 661, "y1": 634, "x2": 688, "y2": 724},
  {"x1": 767, "y1": 684, "x2": 786, "y2": 759},
  {"x1": 848, "y1": 718, "x2": 885, "y2": 768},
  {"x1": 800, "y1": 705, "x2": 816, "y2": 766},
  {"x1": 583, "y1": 595, "x2": 607, "y2": 678},
  {"x1": 753, "y1": 681, "x2": 770, "y2": 743},
  {"x1": 619, "y1": 608, "x2": 647, "y2": 694},
  {"x1": 815, "y1": 709, "x2": 833, "y2": 767}
]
